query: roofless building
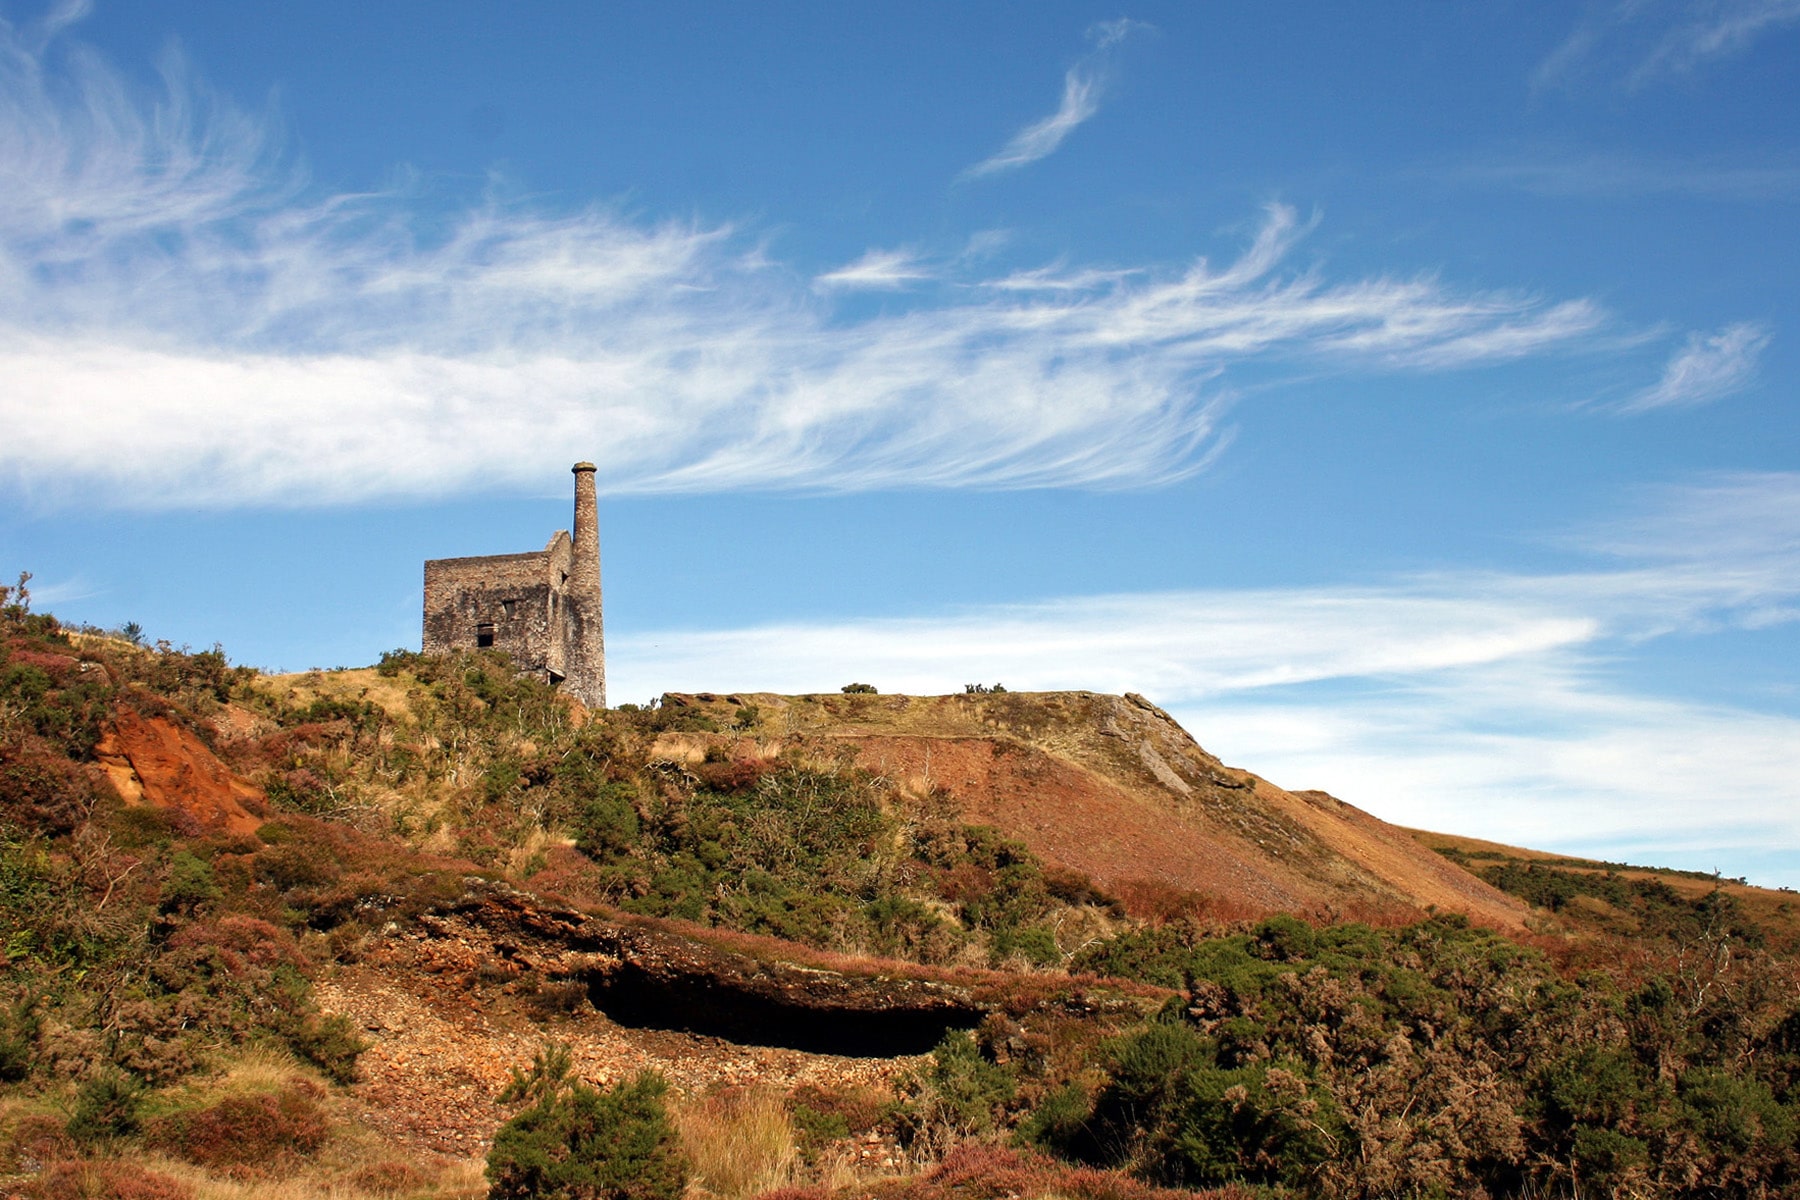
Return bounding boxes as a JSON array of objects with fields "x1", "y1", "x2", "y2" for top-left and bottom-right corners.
[{"x1": 422, "y1": 463, "x2": 605, "y2": 708}]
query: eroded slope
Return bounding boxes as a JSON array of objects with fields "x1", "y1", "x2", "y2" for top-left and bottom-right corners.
[{"x1": 655, "y1": 690, "x2": 1527, "y2": 930}]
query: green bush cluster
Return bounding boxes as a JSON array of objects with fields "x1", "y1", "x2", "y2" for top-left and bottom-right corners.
[
  {"x1": 1046, "y1": 914, "x2": 1800, "y2": 1197},
  {"x1": 1479, "y1": 860, "x2": 1763, "y2": 943},
  {"x1": 581, "y1": 757, "x2": 1109, "y2": 965},
  {"x1": 895, "y1": 1030, "x2": 1019, "y2": 1144},
  {"x1": 487, "y1": 1043, "x2": 686, "y2": 1200}
]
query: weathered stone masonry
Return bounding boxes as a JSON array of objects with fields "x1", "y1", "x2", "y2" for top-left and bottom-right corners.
[{"x1": 422, "y1": 463, "x2": 605, "y2": 707}]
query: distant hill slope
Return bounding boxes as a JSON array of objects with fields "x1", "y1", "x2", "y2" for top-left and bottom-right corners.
[
  {"x1": 649, "y1": 690, "x2": 1529, "y2": 931},
  {"x1": 1408, "y1": 827, "x2": 1800, "y2": 951}
]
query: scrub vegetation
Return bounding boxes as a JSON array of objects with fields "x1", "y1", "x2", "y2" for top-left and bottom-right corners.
[{"x1": 2, "y1": 581, "x2": 1798, "y2": 1198}]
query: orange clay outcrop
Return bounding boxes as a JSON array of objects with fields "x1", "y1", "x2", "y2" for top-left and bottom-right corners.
[
  {"x1": 94, "y1": 705, "x2": 267, "y2": 835},
  {"x1": 654, "y1": 690, "x2": 1530, "y2": 932}
]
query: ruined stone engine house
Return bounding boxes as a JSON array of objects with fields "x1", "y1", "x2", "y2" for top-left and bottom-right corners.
[{"x1": 422, "y1": 463, "x2": 606, "y2": 708}]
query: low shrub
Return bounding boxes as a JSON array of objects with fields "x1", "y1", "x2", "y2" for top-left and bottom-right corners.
[
  {"x1": 65, "y1": 1070, "x2": 145, "y2": 1144},
  {"x1": 0, "y1": 738, "x2": 100, "y2": 836},
  {"x1": 159, "y1": 851, "x2": 220, "y2": 914},
  {"x1": 2, "y1": 1113, "x2": 75, "y2": 1174},
  {"x1": 521, "y1": 978, "x2": 591, "y2": 1022},
  {"x1": 897, "y1": 1143, "x2": 1239, "y2": 1200},
  {"x1": 0, "y1": 993, "x2": 41, "y2": 1081},
  {"x1": 163, "y1": 916, "x2": 305, "y2": 974},
  {"x1": 487, "y1": 1046, "x2": 686, "y2": 1200},
  {"x1": 282, "y1": 1010, "x2": 367, "y2": 1084},
  {"x1": 147, "y1": 1086, "x2": 329, "y2": 1174},
  {"x1": 24, "y1": 1159, "x2": 194, "y2": 1200},
  {"x1": 894, "y1": 1030, "x2": 1017, "y2": 1152},
  {"x1": 788, "y1": 1083, "x2": 887, "y2": 1138}
]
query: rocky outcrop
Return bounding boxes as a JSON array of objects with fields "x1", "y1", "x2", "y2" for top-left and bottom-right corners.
[{"x1": 434, "y1": 885, "x2": 985, "y2": 1057}]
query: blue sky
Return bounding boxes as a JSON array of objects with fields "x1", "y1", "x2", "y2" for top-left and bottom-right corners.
[{"x1": 3, "y1": 1, "x2": 1798, "y2": 884}]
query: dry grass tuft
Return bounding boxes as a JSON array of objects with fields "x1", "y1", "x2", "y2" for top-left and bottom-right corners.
[
  {"x1": 677, "y1": 1087, "x2": 800, "y2": 1200},
  {"x1": 211, "y1": 1045, "x2": 314, "y2": 1095},
  {"x1": 340, "y1": 1159, "x2": 432, "y2": 1197},
  {"x1": 505, "y1": 826, "x2": 558, "y2": 877},
  {"x1": 63, "y1": 1151, "x2": 489, "y2": 1200}
]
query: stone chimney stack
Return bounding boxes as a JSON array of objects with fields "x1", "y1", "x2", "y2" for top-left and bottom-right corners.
[
  {"x1": 565, "y1": 462, "x2": 605, "y2": 708},
  {"x1": 573, "y1": 461, "x2": 600, "y2": 581}
]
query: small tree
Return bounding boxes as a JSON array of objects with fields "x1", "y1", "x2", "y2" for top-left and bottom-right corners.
[
  {"x1": 0, "y1": 571, "x2": 29, "y2": 626},
  {"x1": 487, "y1": 1044, "x2": 686, "y2": 1200}
]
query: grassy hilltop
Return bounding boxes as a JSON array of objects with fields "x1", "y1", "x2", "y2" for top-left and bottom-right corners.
[{"x1": 3, "y1": 584, "x2": 1800, "y2": 1200}]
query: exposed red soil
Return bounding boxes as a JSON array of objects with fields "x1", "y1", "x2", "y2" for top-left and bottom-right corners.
[
  {"x1": 853, "y1": 734, "x2": 1292, "y2": 909},
  {"x1": 94, "y1": 707, "x2": 267, "y2": 835}
]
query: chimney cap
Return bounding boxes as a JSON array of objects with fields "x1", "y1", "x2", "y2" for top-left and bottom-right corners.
[{"x1": 572, "y1": 462, "x2": 597, "y2": 473}]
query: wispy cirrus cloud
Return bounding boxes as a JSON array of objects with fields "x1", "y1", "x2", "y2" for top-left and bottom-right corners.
[
  {"x1": 615, "y1": 472, "x2": 1800, "y2": 701},
  {"x1": 961, "y1": 19, "x2": 1149, "y2": 179},
  {"x1": 1575, "y1": 470, "x2": 1800, "y2": 566},
  {"x1": 609, "y1": 473, "x2": 1800, "y2": 883},
  {"x1": 1537, "y1": 0, "x2": 1800, "y2": 91},
  {"x1": 812, "y1": 247, "x2": 935, "y2": 291},
  {"x1": 983, "y1": 262, "x2": 1145, "y2": 292},
  {"x1": 1618, "y1": 321, "x2": 1771, "y2": 412},
  {"x1": 962, "y1": 68, "x2": 1102, "y2": 178},
  {"x1": 1634, "y1": 0, "x2": 1800, "y2": 81},
  {"x1": 0, "y1": 22, "x2": 1619, "y2": 510}
]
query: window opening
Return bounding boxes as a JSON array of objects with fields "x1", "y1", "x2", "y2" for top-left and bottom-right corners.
[
  {"x1": 502, "y1": 599, "x2": 517, "y2": 618},
  {"x1": 476, "y1": 623, "x2": 496, "y2": 648}
]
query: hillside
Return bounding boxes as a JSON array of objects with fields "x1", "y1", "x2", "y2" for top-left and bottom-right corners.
[
  {"x1": 1408, "y1": 827, "x2": 1800, "y2": 953},
  {"x1": 646, "y1": 690, "x2": 1526, "y2": 930},
  {"x1": 4, "y1": 592, "x2": 1800, "y2": 1200}
]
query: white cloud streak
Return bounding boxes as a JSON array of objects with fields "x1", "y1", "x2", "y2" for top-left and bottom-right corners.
[
  {"x1": 1537, "y1": 0, "x2": 1800, "y2": 91},
  {"x1": 812, "y1": 248, "x2": 935, "y2": 291},
  {"x1": 1179, "y1": 671, "x2": 1800, "y2": 874},
  {"x1": 1575, "y1": 470, "x2": 1800, "y2": 564},
  {"x1": 1634, "y1": 0, "x2": 1800, "y2": 82},
  {"x1": 610, "y1": 473, "x2": 1800, "y2": 883},
  {"x1": 1087, "y1": 19, "x2": 1145, "y2": 51},
  {"x1": 960, "y1": 18, "x2": 1152, "y2": 178},
  {"x1": 1620, "y1": 322, "x2": 1770, "y2": 412},
  {"x1": 963, "y1": 68, "x2": 1103, "y2": 178},
  {"x1": 0, "y1": 24, "x2": 1621, "y2": 509}
]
